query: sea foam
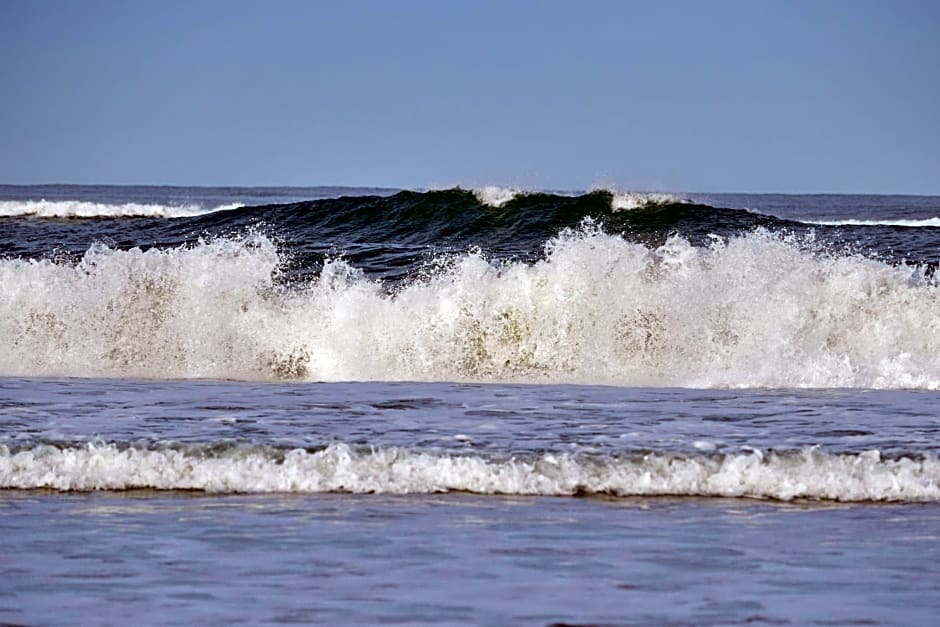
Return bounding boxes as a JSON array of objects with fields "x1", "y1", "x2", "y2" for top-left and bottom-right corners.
[
  {"x1": 1, "y1": 226, "x2": 939, "y2": 387},
  {"x1": 1, "y1": 442, "x2": 936, "y2": 501}
]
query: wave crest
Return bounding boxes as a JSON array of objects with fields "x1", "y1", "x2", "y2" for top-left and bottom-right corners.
[
  {"x1": 472, "y1": 186, "x2": 525, "y2": 208},
  {"x1": 607, "y1": 191, "x2": 686, "y2": 211}
]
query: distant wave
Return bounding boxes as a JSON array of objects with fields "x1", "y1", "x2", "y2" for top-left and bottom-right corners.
[
  {"x1": 805, "y1": 217, "x2": 940, "y2": 228},
  {"x1": 470, "y1": 186, "x2": 686, "y2": 211},
  {"x1": 2, "y1": 441, "x2": 936, "y2": 501},
  {"x1": 0, "y1": 199, "x2": 244, "y2": 219},
  {"x1": 2, "y1": 226, "x2": 938, "y2": 388}
]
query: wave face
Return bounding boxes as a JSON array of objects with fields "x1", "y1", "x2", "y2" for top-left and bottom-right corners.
[
  {"x1": 1, "y1": 189, "x2": 803, "y2": 276},
  {"x1": 2, "y1": 223, "x2": 939, "y2": 387},
  {"x1": 1, "y1": 441, "x2": 936, "y2": 501}
]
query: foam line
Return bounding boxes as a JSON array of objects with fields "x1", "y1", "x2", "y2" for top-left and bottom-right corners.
[{"x1": 1, "y1": 442, "x2": 936, "y2": 501}]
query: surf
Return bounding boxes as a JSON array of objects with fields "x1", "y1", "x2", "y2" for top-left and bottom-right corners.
[
  {"x1": 2, "y1": 223, "x2": 939, "y2": 388},
  {"x1": 2, "y1": 441, "x2": 936, "y2": 502}
]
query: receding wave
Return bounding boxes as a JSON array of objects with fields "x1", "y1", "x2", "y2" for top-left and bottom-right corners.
[
  {"x1": 0, "y1": 199, "x2": 244, "y2": 219},
  {"x1": 2, "y1": 224, "x2": 939, "y2": 388},
  {"x1": 1, "y1": 442, "x2": 936, "y2": 501}
]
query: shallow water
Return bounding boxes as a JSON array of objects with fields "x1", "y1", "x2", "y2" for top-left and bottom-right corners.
[
  {"x1": 2, "y1": 379, "x2": 938, "y2": 500},
  {"x1": 3, "y1": 491, "x2": 939, "y2": 626},
  {"x1": 3, "y1": 378, "x2": 939, "y2": 454},
  {"x1": 1, "y1": 378, "x2": 939, "y2": 625}
]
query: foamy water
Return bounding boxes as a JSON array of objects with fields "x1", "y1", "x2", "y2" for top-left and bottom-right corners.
[
  {"x1": 2, "y1": 226, "x2": 938, "y2": 387},
  {"x1": 2, "y1": 442, "x2": 936, "y2": 501},
  {"x1": 608, "y1": 190, "x2": 685, "y2": 210}
]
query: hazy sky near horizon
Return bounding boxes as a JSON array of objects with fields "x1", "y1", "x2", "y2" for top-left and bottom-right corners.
[{"x1": 2, "y1": 0, "x2": 938, "y2": 193}]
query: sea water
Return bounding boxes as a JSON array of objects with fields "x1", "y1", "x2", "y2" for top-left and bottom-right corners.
[{"x1": 1, "y1": 185, "x2": 939, "y2": 625}]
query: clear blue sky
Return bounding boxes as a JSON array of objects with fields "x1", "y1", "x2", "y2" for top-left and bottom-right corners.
[{"x1": 2, "y1": 0, "x2": 938, "y2": 193}]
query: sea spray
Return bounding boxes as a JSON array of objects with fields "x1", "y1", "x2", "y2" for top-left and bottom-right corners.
[{"x1": 1, "y1": 226, "x2": 938, "y2": 387}]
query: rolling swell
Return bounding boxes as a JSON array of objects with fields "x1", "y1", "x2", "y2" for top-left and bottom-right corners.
[
  {"x1": 2, "y1": 189, "x2": 808, "y2": 280},
  {"x1": 176, "y1": 189, "x2": 811, "y2": 278},
  {"x1": 5, "y1": 188, "x2": 937, "y2": 280}
]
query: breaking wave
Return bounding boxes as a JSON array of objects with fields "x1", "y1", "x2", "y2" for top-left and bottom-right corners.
[
  {"x1": 470, "y1": 186, "x2": 685, "y2": 211},
  {"x1": 1, "y1": 224, "x2": 939, "y2": 388},
  {"x1": 608, "y1": 190, "x2": 686, "y2": 211},
  {"x1": 1, "y1": 441, "x2": 936, "y2": 502},
  {"x1": 472, "y1": 186, "x2": 525, "y2": 208}
]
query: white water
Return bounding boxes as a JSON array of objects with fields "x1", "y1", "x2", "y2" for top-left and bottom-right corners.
[
  {"x1": 608, "y1": 191, "x2": 685, "y2": 211},
  {"x1": 0, "y1": 199, "x2": 243, "y2": 218},
  {"x1": 1, "y1": 442, "x2": 936, "y2": 501},
  {"x1": 806, "y1": 217, "x2": 940, "y2": 228},
  {"x1": 2, "y1": 227, "x2": 939, "y2": 387}
]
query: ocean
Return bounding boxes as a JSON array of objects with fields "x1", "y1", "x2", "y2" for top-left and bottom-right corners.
[{"x1": 1, "y1": 184, "x2": 939, "y2": 625}]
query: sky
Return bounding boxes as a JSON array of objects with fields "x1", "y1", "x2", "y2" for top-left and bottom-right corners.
[{"x1": 1, "y1": 0, "x2": 938, "y2": 193}]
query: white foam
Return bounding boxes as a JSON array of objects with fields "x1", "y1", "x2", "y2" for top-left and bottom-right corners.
[
  {"x1": 608, "y1": 191, "x2": 684, "y2": 211},
  {"x1": 588, "y1": 186, "x2": 685, "y2": 211},
  {"x1": 0, "y1": 199, "x2": 243, "y2": 219},
  {"x1": 472, "y1": 186, "x2": 523, "y2": 208},
  {"x1": 806, "y1": 218, "x2": 940, "y2": 228},
  {"x1": 1, "y1": 442, "x2": 936, "y2": 501},
  {"x1": 2, "y1": 227, "x2": 940, "y2": 387}
]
